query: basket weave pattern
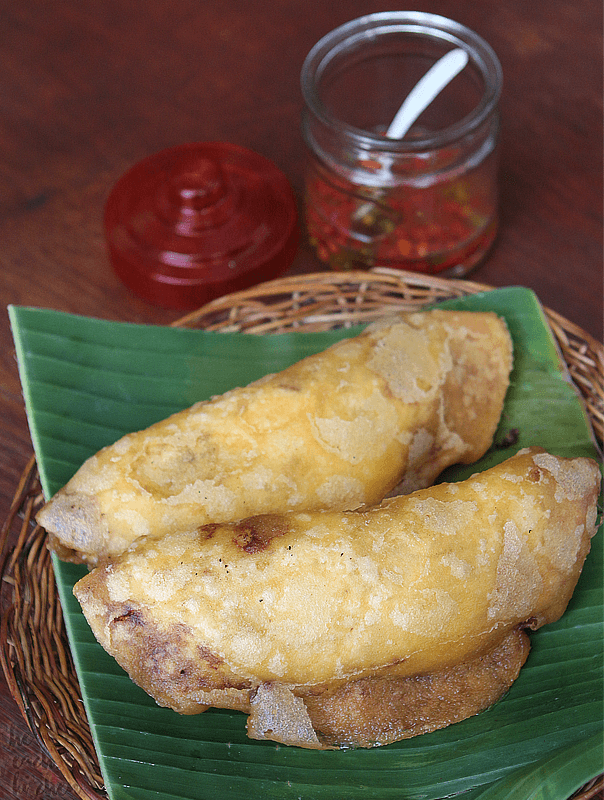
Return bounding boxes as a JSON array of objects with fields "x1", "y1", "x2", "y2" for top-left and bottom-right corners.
[{"x1": 1, "y1": 270, "x2": 602, "y2": 800}]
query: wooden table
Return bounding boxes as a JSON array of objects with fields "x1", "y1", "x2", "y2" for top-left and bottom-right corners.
[{"x1": 0, "y1": 1, "x2": 601, "y2": 797}]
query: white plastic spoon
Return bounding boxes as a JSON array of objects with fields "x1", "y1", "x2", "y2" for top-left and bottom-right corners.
[
  {"x1": 354, "y1": 48, "x2": 469, "y2": 224},
  {"x1": 385, "y1": 47, "x2": 469, "y2": 140}
]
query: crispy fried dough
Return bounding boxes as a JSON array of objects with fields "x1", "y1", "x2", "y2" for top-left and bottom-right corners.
[
  {"x1": 249, "y1": 628, "x2": 531, "y2": 748},
  {"x1": 38, "y1": 310, "x2": 512, "y2": 566},
  {"x1": 73, "y1": 448, "x2": 600, "y2": 748}
]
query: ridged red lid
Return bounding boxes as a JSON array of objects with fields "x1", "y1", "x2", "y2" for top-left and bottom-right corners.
[{"x1": 104, "y1": 142, "x2": 299, "y2": 310}]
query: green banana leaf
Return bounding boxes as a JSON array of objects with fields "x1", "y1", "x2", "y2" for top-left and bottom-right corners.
[{"x1": 9, "y1": 286, "x2": 603, "y2": 800}]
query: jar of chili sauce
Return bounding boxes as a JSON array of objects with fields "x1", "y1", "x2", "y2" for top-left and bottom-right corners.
[{"x1": 301, "y1": 13, "x2": 502, "y2": 276}]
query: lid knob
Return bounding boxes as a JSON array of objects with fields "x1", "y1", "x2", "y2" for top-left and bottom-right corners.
[{"x1": 156, "y1": 156, "x2": 233, "y2": 235}]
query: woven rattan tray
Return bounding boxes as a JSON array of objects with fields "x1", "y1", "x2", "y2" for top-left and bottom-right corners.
[{"x1": 1, "y1": 269, "x2": 602, "y2": 800}]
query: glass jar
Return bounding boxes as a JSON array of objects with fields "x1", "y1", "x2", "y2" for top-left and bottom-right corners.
[{"x1": 300, "y1": 12, "x2": 503, "y2": 276}]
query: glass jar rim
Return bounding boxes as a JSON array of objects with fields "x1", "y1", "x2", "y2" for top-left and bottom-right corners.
[{"x1": 300, "y1": 11, "x2": 503, "y2": 152}]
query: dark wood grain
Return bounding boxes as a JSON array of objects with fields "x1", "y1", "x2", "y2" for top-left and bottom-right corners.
[{"x1": 0, "y1": 1, "x2": 601, "y2": 797}]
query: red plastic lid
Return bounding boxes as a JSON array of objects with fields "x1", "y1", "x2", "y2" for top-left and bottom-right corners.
[{"x1": 104, "y1": 142, "x2": 299, "y2": 310}]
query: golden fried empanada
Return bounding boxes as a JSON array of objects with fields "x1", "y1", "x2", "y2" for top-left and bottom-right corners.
[
  {"x1": 74, "y1": 447, "x2": 601, "y2": 748},
  {"x1": 38, "y1": 310, "x2": 513, "y2": 566}
]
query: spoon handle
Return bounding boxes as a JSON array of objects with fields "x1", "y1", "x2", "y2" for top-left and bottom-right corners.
[{"x1": 386, "y1": 48, "x2": 469, "y2": 140}]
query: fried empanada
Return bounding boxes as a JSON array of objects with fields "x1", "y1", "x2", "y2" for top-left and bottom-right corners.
[
  {"x1": 74, "y1": 447, "x2": 601, "y2": 748},
  {"x1": 38, "y1": 310, "x2": 512, "y2": 566}
]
